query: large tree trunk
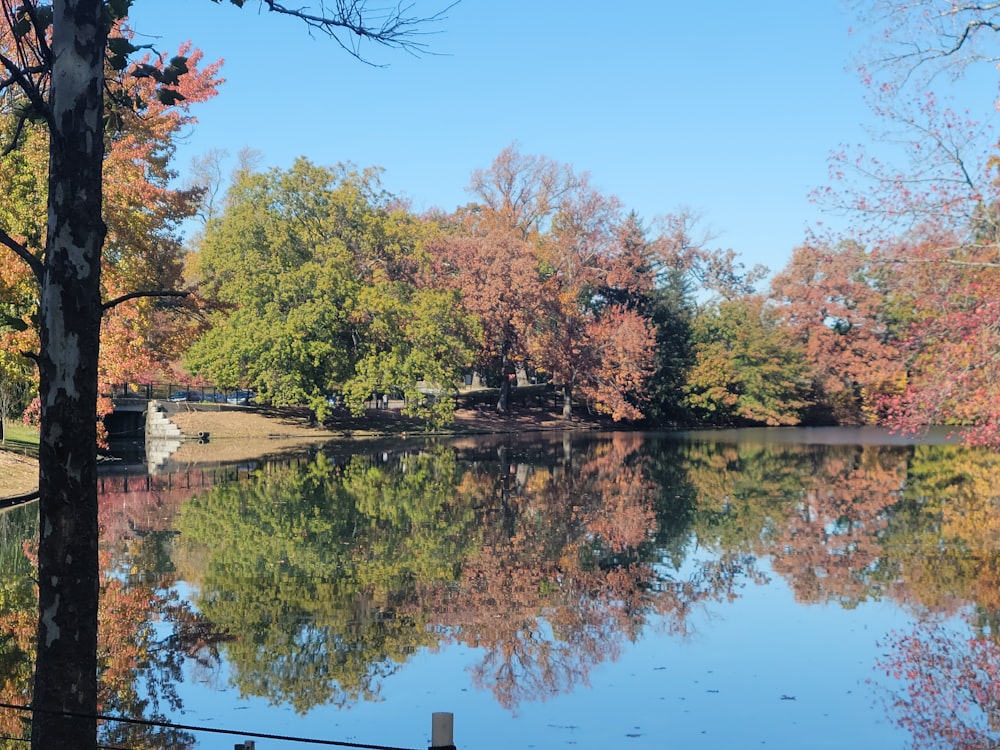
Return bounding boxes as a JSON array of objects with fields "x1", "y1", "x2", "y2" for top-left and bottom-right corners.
[
  {"x1": 562, "y1": 383, "x2": 572, "y2": 419},
  {"x1": 32, "y1": 2, "x2": 107, "y2": 749}
]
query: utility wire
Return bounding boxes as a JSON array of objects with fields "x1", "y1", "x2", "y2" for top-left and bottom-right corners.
[{"x1": 0, "y1": 702, "x2": 419, "y2": 750}]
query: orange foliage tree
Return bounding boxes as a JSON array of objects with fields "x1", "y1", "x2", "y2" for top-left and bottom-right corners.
[
  {"x1": 875, "y1": 229, "x2": 1000, "y2": 446},
  {"x1": 427, "y1": 217, "x2": 541, "y2": 413},
  {"x1": 0, "y1": 31, "x2": 221, "y2": 402},
  {"x1": 448, "y1": 145, "x2": 657, "y2": 421},
  {"x1": 769, "y1": 241, "x2": 904, "y2": 424}
]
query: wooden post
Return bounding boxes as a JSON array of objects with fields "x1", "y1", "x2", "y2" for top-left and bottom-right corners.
[{"x1": 430, "y1": 712, "x2": 456, "y2": 750}]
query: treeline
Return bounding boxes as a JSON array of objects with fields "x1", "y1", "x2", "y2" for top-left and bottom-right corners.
[
  {"x1": 180, "y1": 143, "x2": 1000, "y2": 444},
  {"x1": 3, "y1": 118, "x2": 998, "y2": 442},
  {"x1": 183, "y1": 146, "x2": 761, "y2": 428}
]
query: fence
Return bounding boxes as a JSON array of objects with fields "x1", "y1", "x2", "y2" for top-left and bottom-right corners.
[{"x1": 107, "y1": 381, "x2": 246, "y2": 404}]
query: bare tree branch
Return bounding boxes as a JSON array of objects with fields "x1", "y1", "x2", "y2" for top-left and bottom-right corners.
[
  {"x1": 102, "y1": 289, "x2": 190, "y2": 312},
  {"x1": 248, "y1": 0, "x2": 459, "y2": 62},
  {"x1": 857, "y1": 1, "x2": 1000, "y2": 88}
]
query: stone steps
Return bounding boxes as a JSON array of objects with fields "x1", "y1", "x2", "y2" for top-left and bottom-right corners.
[{"x1": 145, "y1": 400, "x2": 182, "y2": 473}]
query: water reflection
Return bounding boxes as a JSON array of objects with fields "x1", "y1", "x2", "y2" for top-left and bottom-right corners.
[
  {"x1": 0, "y1": 496, "x2": 223, "y2": 748},
  {"x1": 2, "y1": 429, "x2": 1000, "y2": 747}
]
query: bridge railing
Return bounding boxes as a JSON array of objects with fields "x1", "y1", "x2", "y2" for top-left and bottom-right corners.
[{"x1": 107, "y1": 382, "x2": 250, "y2": 405}]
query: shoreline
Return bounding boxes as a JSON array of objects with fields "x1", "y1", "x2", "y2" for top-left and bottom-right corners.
[{"x1": 1, "y1": 403, "x2": 614, "y2": 499}]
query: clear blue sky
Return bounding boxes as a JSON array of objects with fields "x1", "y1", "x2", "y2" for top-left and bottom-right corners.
[{"x1": 128, "y1": 1, "x2": 879, "y2": 275}]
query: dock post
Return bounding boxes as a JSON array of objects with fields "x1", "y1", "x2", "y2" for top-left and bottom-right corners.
[{"x1": 430, "y1": 712, "x2": 456, "y2": 750}]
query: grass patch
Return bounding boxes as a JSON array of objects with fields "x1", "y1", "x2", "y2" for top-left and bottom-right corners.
[{"x1": 1, "y1": 421, "x2": 39, "y2": 456}]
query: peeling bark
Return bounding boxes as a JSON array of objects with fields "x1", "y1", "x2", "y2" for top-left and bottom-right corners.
[{"x1": 31, "y1": 2, "x2": 106, "y2": 749}]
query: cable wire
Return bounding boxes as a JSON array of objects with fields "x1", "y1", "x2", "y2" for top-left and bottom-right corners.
[{"x1": 0, "y1": 702, "x2": 420, "y2": 750}]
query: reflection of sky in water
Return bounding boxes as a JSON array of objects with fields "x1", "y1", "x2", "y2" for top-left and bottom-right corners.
[{"x1": 169, "y1": 556, "x2": 922, "y2": 750}]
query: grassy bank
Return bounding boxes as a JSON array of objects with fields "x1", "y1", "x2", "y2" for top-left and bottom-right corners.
[
  {"x1": 2, "y1": 422, "x2": 39, "y2": 457},
  {"x1": 0, "y1": 421, "x2": 39, "y2": 498}
]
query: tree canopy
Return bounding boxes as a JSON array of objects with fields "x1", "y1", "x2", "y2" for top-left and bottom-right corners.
[{"x1": 186, "y1": 158, "x2": 479, "y2": 425}]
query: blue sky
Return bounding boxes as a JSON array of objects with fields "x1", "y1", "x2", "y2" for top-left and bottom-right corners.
[{"x1": 128, "y1": 1, "x2": 882, "y2": 275}]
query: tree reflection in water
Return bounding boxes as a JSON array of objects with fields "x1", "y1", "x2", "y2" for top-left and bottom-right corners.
[
  {"x1": 870, "y1": 444, "x2": 1000, "y2": 749},
  {"x1": 0, "y1": 501, "x2": 223, "y2": 749},
  {"x1": 167, "y1": 435, "x2": 769, "y2": 714},
  {"x1": 4, "y1": 430, "x2": 1000, "y2": 747}
]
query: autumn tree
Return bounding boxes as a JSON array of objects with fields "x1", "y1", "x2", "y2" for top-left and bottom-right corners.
[
  {"x1": 815, "y1": 1, "x2": 1000, "y2": 445},
  {"x1": 427, "y1": 219, "x2": 540, "y2": 413},
  {"x1": 455, "y1": 145, "x2": 583, "y2": 412},
  {"x1": 466, "y1": 142, "x2": 581, "y2": 240},
  {"x1": 529, "y1": 168, "x2": 655, "y2": 419},
  {"x1": 0, "y1": 37, "x2": 220, "y2": 399},
  {"x1": 451, "y1": 145, "x2": 658, "y2": 420},
  {"x1": 769, "y1": 241, "x2": 904, "y2": 424},
  {"x1": 0, "y1": 2, "x2": 451, "y2": 749},
  {"x1": 602, "y1": 212, "x2": 696, "y2": 424}
]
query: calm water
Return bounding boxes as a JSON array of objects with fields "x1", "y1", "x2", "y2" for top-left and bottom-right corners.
[{"x1": 1, "y1": 427, "x2": 998, "y2": 750}]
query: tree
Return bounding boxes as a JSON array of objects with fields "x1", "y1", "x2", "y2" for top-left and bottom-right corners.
[
  {"x1": 601, "y1": 211, "x2": 696, "y2": 424},
  {"x1": 466, "y1": 142, "x2": 580, "y2": 239},
  {"x1": 874, "y1": 230, "x2": 1000, "y2": 445},
  {"x1": 684, "y1": 296, "x2": 812, "y2": 426},
  {"x1": 428, "y1": 222, "x2": 541, "y2": 413},
  {"x1": 811, "y1": 3, "x2": 1000, "y2": 444},
  {"x1": 187, "y1": 158, "x2": 478, "y2": 426},
  {"x1": 456, "y1": 144, "x2": 584, "y2": 412},
  {"x1": 441, "y1": 145, "x2": 657, "y2": 420},
  {"x1": 0, "y1": 2, "x2": 451, "y2": 749},
  {"x1": 529, "y1": 171, "x2": 655, "y2": 419},
  {"x1": 769, "y1": 241, "x2": 904, "y2": 424},
  {"x1": 0, "y1": 37, "x2": 221, "y2": 395},
  {"x1": 643, "y1": 267, "x2": 694, "y2": 424}
]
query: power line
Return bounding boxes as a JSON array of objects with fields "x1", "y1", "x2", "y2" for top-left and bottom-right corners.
[{"x1": 0, "y1": 702, "x2": 419, "y2": 750}]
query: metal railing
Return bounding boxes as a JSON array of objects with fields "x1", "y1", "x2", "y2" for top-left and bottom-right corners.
[{"x1": 106, "y1": 382, "x2": 254, "y2": 405}]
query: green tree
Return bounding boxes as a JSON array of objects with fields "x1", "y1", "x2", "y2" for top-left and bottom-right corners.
[
  {"x1": 188, "y1": 159, "x2": 478, "y2": 426},
  {"x1": 172, "y1": 450, "x2": 477, "y2": 712},
  {"x1": 685, "y1": 296, "x2": 811, "y2": 425},
  {"x1": 645, "y1": 269, "x2": 695, "y2": 424}
]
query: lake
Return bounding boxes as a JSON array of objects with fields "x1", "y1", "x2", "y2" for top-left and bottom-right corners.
[{"x1": 0, "y1": 427, "x2": 997, "y2": 749}]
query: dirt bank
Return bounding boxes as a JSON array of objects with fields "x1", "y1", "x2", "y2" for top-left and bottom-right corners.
[
  {"x1": 167, "y1": 403, "x2": 604, "y2": 464},
  {"x1": 0, "y1": 450, "x2": 38, "y2": 497},
  {"x1": 1, "y1": 403, "x2": 609, "y2": 497}
]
